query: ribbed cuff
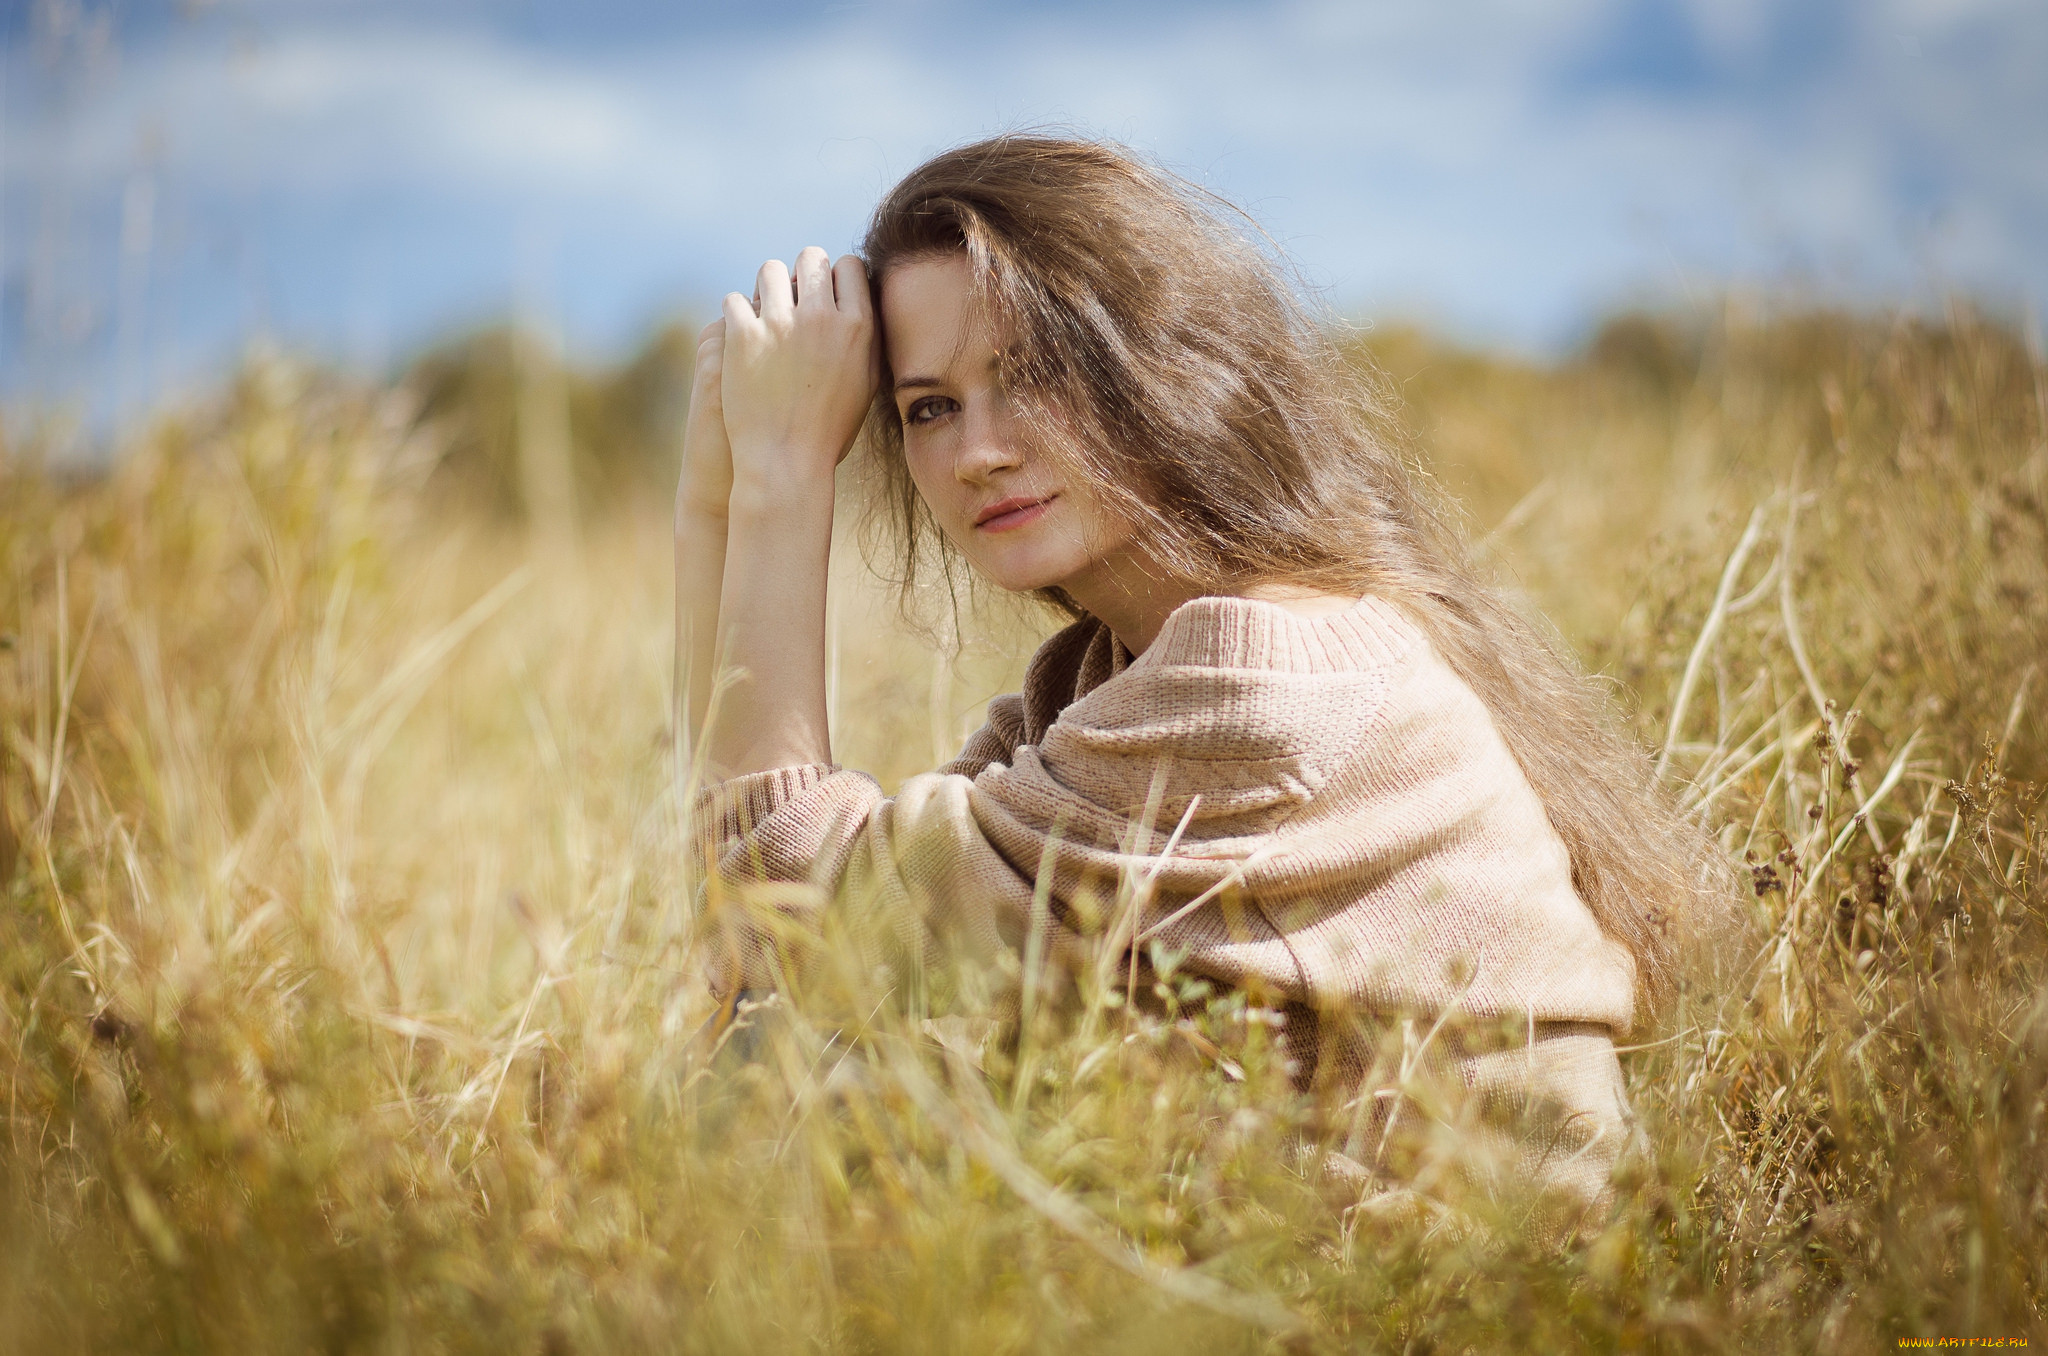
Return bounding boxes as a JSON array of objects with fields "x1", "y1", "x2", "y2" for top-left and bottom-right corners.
[{"x1": 697, "y1": 763, "x2": 841, "y2": 841}]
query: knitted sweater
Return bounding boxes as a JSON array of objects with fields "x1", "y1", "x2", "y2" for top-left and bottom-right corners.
[{"x1": 703, "y1": 593, "x2": 1639, "y2": 1215}]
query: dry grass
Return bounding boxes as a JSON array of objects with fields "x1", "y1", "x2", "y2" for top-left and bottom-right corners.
[{"x1": 1, "y1": 303, "x2": 2044, "y2": 1352}]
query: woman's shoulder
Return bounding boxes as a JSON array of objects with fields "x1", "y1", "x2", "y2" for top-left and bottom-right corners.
[
  {"x1": 989, "y1": 594, "x2": 1458, "y2": 789},
  {"x1": 1022, "y1": 592, "x2": 1425, "y2": 687},
  {"x1": 975, "y1": 593, "x2": 1507, "y2": 851},
  {"x1": 1011, "y1": 593, "x2": 1430, "y2": 738},
  {"x1": 1007, "y1": 595, "x2": 1431, "y2": 779}
]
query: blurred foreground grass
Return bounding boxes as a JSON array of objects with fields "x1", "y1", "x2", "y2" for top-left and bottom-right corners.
[{"x1": 1, "y1": 304, "x2": 2044, "y2": 1352}]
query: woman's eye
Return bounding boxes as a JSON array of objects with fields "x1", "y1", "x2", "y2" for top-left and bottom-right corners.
[{"x1": 905, "y1": 396, "x2": 957, "y2": 426}]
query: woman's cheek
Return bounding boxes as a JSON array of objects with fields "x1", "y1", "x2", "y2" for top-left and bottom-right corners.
[
  {"x1": 901, "y1": 439, "x2": 951, "y2": 525},
  {"x1": 919, "y1": 471, "x2": 968, "y2": 542}
]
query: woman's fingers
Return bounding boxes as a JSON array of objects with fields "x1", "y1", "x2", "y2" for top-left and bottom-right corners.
[
  {"x1": 832, "y1": 254, "x2": 871, "y2": 319},
  {"x1": 830, "y1": 255, "x2": 879, "y2": 391},
  {"x1": 741, "y1": 251, "x2": 860, "y2": 319},
  {"x1": 717, "y1": 248, "x2": 875, "y2": 487},
  {"x1": 722, "y1": 290, "x2": 758, "y2": 337},
  {"x1": 755, "y1": 258, "x2": 794, "y2": 323},
  {"x1": 793, "y1": 246, "x2": 833, "y2": 312}
]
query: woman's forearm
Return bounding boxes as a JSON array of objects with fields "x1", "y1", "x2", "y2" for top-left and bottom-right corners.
[
  {"x1": 674, "y1": 317, "x2": 737, "y2": 763},
  {"x1": 675, "y1": 503, "x2": 729, "y2": 758},
  {"x1": 699, "y1": 247, "x2": 872, "y2": 778},
  {"x1": 704, "y1": 476, "x2": 837, "y2": 777}
]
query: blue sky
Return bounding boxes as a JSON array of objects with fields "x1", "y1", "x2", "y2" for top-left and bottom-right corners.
[{"x1": 5, "y1": 0, "x2": 2045, "y2": 429}]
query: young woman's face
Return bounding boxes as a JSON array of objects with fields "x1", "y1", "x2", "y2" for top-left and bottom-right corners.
[{"x1": 880, "y1": 254, "x2": 1139, "y2": 596}]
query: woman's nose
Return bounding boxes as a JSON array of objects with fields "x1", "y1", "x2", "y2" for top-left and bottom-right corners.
[{"x1": 955, "y1": 404, "x2": 1023, "y2": 482}]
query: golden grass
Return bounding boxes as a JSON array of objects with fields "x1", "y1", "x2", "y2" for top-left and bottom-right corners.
[{"x1": 1, "y1": 304, "x2": 2043, "y2": 1352}]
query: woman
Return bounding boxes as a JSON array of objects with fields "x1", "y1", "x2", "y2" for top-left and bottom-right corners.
[{"x1": 675, "y1": 135, "x2": 1724, "y2": 1222}]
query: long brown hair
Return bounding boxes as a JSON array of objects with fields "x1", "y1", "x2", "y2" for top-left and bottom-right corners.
[{"x1": 858, "y1": 134, "x2": 1730, "y2": 1018}]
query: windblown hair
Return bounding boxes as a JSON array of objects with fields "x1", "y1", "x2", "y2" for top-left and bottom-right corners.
[{"x1": 858, "y1": 133, "x2": 1732, "y2": 1019}]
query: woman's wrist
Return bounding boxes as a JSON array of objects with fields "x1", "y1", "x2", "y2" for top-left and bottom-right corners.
[{"x1": 725, "y1": 463, "x2": 839, "y2": 524}]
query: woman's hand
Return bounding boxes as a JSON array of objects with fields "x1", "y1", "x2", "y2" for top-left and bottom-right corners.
[
  {"x1": 719, "y1": 247, "x2": 877, "y2": 510},
  {"x1": 676, "y1": 318, "x2": 735, "y2": 524}
]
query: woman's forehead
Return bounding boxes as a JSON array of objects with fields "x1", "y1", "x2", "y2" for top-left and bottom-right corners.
[{"x1": 881, "y1": 254, "x2": 1004, "y2": 381}]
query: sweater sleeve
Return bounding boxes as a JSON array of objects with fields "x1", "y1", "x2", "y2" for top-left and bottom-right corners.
[
  {"x1": 701, "y1": 763, "x2": 882, "y2": 885},
  {"x1": 695, "y1": 617, "x2": 1107, "y2": 913},
  {"x1": 699, "y1": 682, "x2": 1033, "y2": 890},
  {"x1": 693, "y1": 689, "x2": 1048, "y2": 989}
]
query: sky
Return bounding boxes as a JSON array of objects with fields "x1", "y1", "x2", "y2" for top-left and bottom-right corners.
[{"x1": 4, "y1": 0, "x2": 2045, "y2": 435}]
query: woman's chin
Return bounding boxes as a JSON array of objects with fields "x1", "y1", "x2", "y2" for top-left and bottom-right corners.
[
  {"x1": 954, "y1": 527, "x2": 1099, "y2": 597},
  {"x1": 973, "y1": 556, "x2": 1081, "y2": 597}
]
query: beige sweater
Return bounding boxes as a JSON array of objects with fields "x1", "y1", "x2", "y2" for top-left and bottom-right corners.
[{"x1": 703, "y1": 594, "x2": 1638, "y2": 1217}]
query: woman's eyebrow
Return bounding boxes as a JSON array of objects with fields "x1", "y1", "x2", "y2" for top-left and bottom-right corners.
[{"x1": 896, "y1": 353, "x2": 997, "y2": 394}]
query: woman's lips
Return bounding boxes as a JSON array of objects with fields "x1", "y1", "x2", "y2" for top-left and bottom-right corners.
[{"x1": 974, "y1": 495, "x2": 1055, "y2": 532}]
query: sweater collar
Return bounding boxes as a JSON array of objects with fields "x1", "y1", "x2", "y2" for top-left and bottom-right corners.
[{"x1": 1129, "y1": 592, "x2": 1419, "y2": 674}]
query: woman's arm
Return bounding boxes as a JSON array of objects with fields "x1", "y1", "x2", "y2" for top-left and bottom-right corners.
[
  {"x1": 676, "y1": 319, "x2": 734, "y2": 757},
  {"x1": 705, "y1": 248, "x2": 877, "y2": 779}
]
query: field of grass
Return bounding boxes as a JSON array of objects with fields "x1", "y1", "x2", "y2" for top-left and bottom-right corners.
[{"x1": 1, "y1": 302, "x2": 2043, "y2": 1352}]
